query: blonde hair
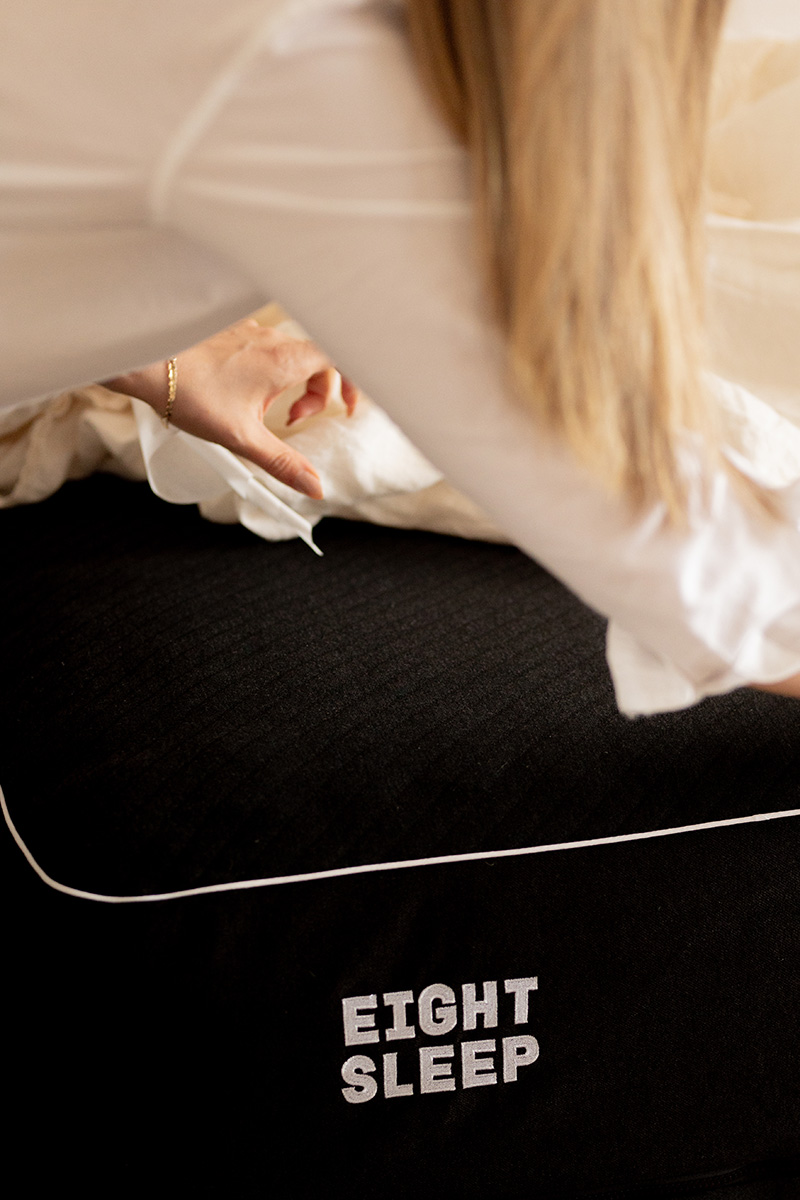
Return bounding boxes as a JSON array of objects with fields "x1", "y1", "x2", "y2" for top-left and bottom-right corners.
[{"x1": 406, "y1": 0, "x2": 732, "y2": 521}]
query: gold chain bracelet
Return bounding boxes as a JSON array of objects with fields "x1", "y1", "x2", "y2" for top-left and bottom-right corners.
[{"x1": 163, "y1": 356, "x2": 178, "y2": 427}]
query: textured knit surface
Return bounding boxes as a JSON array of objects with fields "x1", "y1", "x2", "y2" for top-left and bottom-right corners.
[
  {"x1": 4, "y1": 477, "x2": 800, "y2": 902},
  {"x1": 4, "y1": 476, "x2": 800, "y2": 1198},
  {"x1": 3, "y1": 476, "x2": 800, "y2": 895}
]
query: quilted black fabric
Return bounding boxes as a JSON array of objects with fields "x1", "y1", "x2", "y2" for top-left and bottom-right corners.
[
  {"x1": 3, "y1": 476, "x2": 800, "y2": 894},
  {"x1": 3, "y1": 476, "x2": 800, "y2": 1197}
]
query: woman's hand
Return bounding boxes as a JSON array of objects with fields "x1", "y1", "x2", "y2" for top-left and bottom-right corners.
[{"x1": 106, "y1": 319, "x2": 357, "y2": 498}]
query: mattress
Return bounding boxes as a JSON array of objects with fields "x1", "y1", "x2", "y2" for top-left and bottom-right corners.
[{"x1": 3, "y1": 476, "x2": 800, "y2": 1197}]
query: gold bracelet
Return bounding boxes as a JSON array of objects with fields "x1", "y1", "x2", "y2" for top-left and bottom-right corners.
[{"x1": 163, "y1": 356, "x2": 178, "y2": 427}]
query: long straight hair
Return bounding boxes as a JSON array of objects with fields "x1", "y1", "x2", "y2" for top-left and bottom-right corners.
[{"x1": 406, "y1": 0, "x2": 733, "y2": 521}]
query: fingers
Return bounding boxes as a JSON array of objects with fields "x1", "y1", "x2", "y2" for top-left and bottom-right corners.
[
  {"x1": 219, "y1": 318, "x2": 333, "y2": 391},
  {"x1": 229, "y1": 318, "x2": 358, "y2": 421},
  {"x1": 341, "y1": 376, "x2": 359, "y2": 416},
  {"x1": 287, "y1": 367, "x2": 338, "y2": 426},
  {"x1": 287, "y1": 369, "x2": 360, "y2": 425},
  {"x1": 257, "y1": 330, "x2": 331, "y2": 393},
  {"x1": 287, "y1": 392, "x2": 326, "y2": 426},
  {"x1": 174, "y1": 319, "x2": 354, "y2": 495},
  {"x1": 235, "y1": 421, "x2": 323, "y2": 499}
]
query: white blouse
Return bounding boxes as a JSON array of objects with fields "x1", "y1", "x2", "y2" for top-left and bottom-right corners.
[{"x1": 3, "y1": 0, "x2": 800, "y2": 716}]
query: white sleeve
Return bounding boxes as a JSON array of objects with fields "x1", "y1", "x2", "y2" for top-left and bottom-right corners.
[{"x1": 156, "y1": 0, "x2": 800, "y2": 715}]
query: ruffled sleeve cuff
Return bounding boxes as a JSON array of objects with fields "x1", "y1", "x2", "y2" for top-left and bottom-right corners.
[
  {"x1": 606, "y1": 619, "x2": 800, "y2": 717},
  {"x1": 607, "y1": 374, "x2": 800, "y2": 716}
]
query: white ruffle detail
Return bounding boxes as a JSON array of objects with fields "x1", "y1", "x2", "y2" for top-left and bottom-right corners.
[
  {"x1": 608, "y1": 374, "x2": 800, "y2": 715},
  {"x1": 607, "y1": 25, "x2": 800, "y2": 714}
]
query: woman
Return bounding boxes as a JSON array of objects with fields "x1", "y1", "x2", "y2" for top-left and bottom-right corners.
[{"x1": 3, "y1": 0, "x2": 800, "y2": 714}]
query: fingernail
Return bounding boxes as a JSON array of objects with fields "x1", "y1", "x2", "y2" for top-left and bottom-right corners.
[{"x1": 296, "y1": 467, "x2": 323, "y2": 499}]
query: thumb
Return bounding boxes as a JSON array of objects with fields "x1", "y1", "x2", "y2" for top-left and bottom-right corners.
[{"x1": 235, "y1": 420, "x2": 323, "y2": 499}]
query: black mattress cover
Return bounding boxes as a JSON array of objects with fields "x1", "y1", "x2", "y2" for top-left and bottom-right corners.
[{"x1": 3, "y1": 477, "x2": 800, "y2": 1198}]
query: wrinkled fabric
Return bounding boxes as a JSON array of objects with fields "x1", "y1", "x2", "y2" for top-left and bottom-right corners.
[
  {"x1": 3, "y1": 0, "x2": 800, "y2": 716},
  {"x1": 0, "y1": 311, "x2": 502, "y2": 545}
]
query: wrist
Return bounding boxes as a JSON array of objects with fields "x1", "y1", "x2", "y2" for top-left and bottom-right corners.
[{"x1": 105, "y1": 359, "x2": 176, "y2": 421}]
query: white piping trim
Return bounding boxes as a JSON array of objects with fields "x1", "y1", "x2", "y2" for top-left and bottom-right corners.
[
  {"x1": 3, "y1": 783, "x2": 799, "y2": 907},
  {"x1": 180, "y1": 177, "x2": 472, "y2": 219},
  {"x1": 205, "y1": 145, "x2": 464, "y2": 167},
  {"x1": 148, "y1": 8, "x2": 286, "y2": 223}
]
